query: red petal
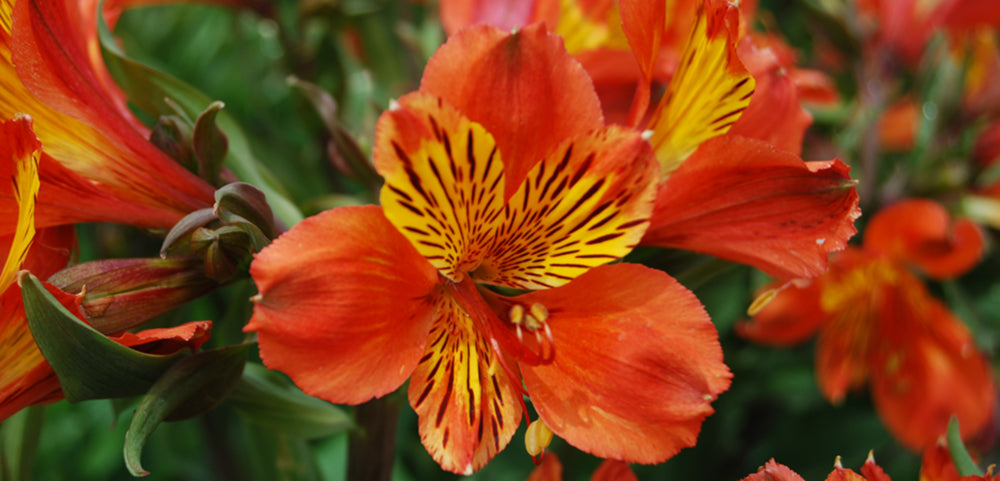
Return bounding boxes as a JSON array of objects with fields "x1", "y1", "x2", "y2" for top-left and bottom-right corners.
[
  {"x1": 517, "y1": 263, "x2": 731, "y2": 463},
  {"x1": 737, "y1": 278, "x2": 827, "y2": 346},
  {"x1": 419, "y1": 24, "x2": 604, "y2": 198},
  {"x1": 740, "y1": 459, "x2": 807, "y2": 481},
  {"x1": 940, "y1": 0, "x2": 1000, "y2": 29},
  {"x1": 9, "y1": 0, "x2": 214, "y2": 224},
  {"x1": 920, "y1": 442, "x2": 962, "y2": 481},
  {"x1": 112, "y1": 320, "x2": 213, "y2": 354},
  {"x1": 869, "y1": 296, "x2": 997, "y2": 451},
  {"x1": 592, "y1": 459, "x2": 638, "y2": 481},
  {"x1": 642, "y1": 135, "x2": 860, "y2": 280},
  {"x1": 619, "y1": 0, "x2": 698, "y2": 85},
  {"x1": 526, "y1": 452, "x2": 563, "y2": 481},
  {"x1": 246, "y1": 206, "x2": 440, "y2": 405},
  {"x1": 863, "y1": 199, "x2": 984, "y2": 280},
  {"x1": 730, "y1": 38, "x2": 813, "y2": 155}
]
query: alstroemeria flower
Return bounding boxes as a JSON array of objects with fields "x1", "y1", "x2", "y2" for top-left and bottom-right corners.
[
  {"x1": 739, "y1": 199, "x2": 996, "y2": 451},
  {"x1": 248, "y1": 24, "x2": 730, "y2": 473},
  {"x1": 742, "y1": 455, "x2": 892, "y2": 481},
  {"x1": 437, "y1": 0, "x2": 861, "y2": 280},
  {"x1": 526, "y1": 453, "x2": 637, "y2": 481},
  {"x1": 0, "y1": 0, "x2": 215, "y2": 235},
  {"x1": 0, "y1": 116, "x2": 212, "y2": 421}
]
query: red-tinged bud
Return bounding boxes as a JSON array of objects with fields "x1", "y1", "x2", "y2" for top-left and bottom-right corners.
[{"x1": 47, "y1": 257, "x2": 221, "y2": 334}]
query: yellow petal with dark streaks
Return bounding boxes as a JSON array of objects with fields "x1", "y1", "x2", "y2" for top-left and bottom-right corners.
[
  {"x1": 408, "y1": 294, "x2": 523, "y2": 475},
  {"x1": 378, "y1": 94, "x2": 506, "y2": 282},
  {"x1": 475, "y1": 127, "x2": 658, "y2": 290},
  {"x1": 646, "y1": 1, "x2": 754, "y2": 179},
  {"x1": 1, "y1": 114, "x2": 40, "y2": 292}
]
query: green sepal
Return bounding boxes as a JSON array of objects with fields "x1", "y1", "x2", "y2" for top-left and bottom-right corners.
[
  {"x1": 124, "y1": 344, "x2": 250, "y2": 477},
  {"x1": 214, "y1": 182, "x2": 277, "y2": 240},
  {"x1": 193, "y1": 101, "x2": 229, "y2": 186},
  {"x1": 947, "y1": 416, "x2": 985, "y2": 477},
  {"x1": 161, "y1": 208, "x2": 217, "y2": 257},
  {"x1": 227, "y1": 363, "x2": 354, "y2": 440},
  {"x1": 20, "y1": 272, "x2": 188, "y2": 403},
  {"x1": 97, "y1": 9, "x2": 303, "y2": 228},
  {"x1": 149, "y1": 115, "x2": 195, "y2": 172}
]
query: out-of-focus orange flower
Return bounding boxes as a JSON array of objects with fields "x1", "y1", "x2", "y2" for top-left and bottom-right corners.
[
  {"x1": 525, "y1": 453, "x2": 637, "y2": 481},
  {"x1": 248, "y1": 24, "x2": 730, "y2": 474},
  {"x1": 740, "y1": 199, "x2": 996, "y2": 451},
  {"x1": 877, "y1": 97, "x2": 920, "y2": 152}
]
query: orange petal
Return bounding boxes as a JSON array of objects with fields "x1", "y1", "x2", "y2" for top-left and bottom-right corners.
[
  {"x1": 644, "y1": 0, "x2": 754, "y2": 177},
  {"x1": 730, "y1": 38, "x2": 813, "y2": 155},
  {"x1": 0, "y1": 115, "x2": 40, "y2": 292},
  {"x1": 526, "y1": 452, "x2": 563, "y2": 481},
  {"x1": 111, "y1": 320, "x2": 213, "y2": 354},
  {"x1": 863, "y1": 199, "x2": 984, "y2": 280},
  {"x1": 868, "y1": 297, "x2": 997, "y2": 451},
  {"x1": 940, "y1": 0, "x2": 1000, "y2": 29},
  {"x1": 407, "y1": 292, "x2": 523, "y2": 475},
  {"x1": 592, "y1": 459, "x2": 638, "y2": 481},
  {"x1": 5, "y1": 0, "x2": 213, "y2": 227},
  {"x1": 737, "y1": 278, "x2": 827, "y2": 346},
  {"x1": 517, "y1": 263, "x2": 731, "y2": 463},
  {"x1": 375, "y1": 93, "x2": 507, "y2": 282},
  {"x1": 419, "y1": 24, "x2": 604, "y2": 199},
  {"x1": 246, "y1": 206, "x2": 440, "y2": 405},
  {"x1": 920, "y1": 441, "x2": 962, "y2": 481},
  {"x1": 740, "y1": 459, "x2": 807, "y2": 481},
  {"x1": 642, "y1": 136, "x2": 860, "y2": 280},
  {"x1": 826, "y1": 465, "x2": 873, "y2": 481},
  {"x1": 478, "y1": 126, "x2": 658, "y2": 289}
]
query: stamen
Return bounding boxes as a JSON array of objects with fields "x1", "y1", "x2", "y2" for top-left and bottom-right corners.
[
  {"x1": 506, "y1": 302, "x2": 556, "y2": 365},
  {"x1": 524, "y1": 418, "x2": 554, "y2": 462}
]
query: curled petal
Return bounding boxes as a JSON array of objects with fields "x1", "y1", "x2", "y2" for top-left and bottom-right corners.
[
  {"x1": 730, "y1": 38, "x2": 813, "y2": 155},
  {"x1": 737, "y1": 278, "x2": 827, "y2": 346},
  {"x1": 407, "y1": 293, "x2": 523, "y2": 475},
  {"x1": 863, "y1": 199, "x2": 984, "y2": 280},
  {"x1": 419, "y1": 24, "x2": 604, "y2": 198},
  {"x1": 479, "y1": 127, "x2": 658, "y2": 289},
  {"x1": 246, "y1": 206, "x2": 439, "y2": 405},
  {"x1": 517, "y1": 263, "x2": 731, "y2": 463},
  {"x1": 642, "y1": 136, "x2": 860, "y2": 280},
  {"x1": 740, "y1": 459, "x2": 807, "y2": 481}
]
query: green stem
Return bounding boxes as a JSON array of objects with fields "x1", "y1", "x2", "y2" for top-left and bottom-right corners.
[{"x1": 346, "y1": 397, "x2": 400, "y2": 481}]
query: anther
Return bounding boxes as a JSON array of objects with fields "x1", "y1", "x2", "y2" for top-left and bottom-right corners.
[{"x1": 524, "y1": 418, "x2": 554, "y2": 460}]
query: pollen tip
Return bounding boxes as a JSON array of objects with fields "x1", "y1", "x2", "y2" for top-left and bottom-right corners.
[
  {"x1": 250, "y1": 293, "x2": 263, "y2": 303},
  {"x1": 463, "y1": 464, "x2": 473, "y2": 476},
  {"x1": 641, "y1": 129, "x2": 654, "y2": 141},
  {"x1": 816, "y1": 238, "x2": 826, "y2": 246},
  {"x1": 866, "y1": 450, "x2": 875, "y2": 463},
  {"x1": 388, "y1": 99, "x2": 401, "y2": 111},
  {"x1": 834, "y1": 456, "x2": 843, "y2": 469}
]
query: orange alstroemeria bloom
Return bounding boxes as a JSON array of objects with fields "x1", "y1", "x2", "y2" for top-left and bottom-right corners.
[
  {"x1": 437, "y1": 0, "x2": 861, "y2": 280},
  {"x1": 526, "y1": 453, "x2": 637, "y2": 481},
  {"x1": 742, "y1": 455, "x2": 892, "y2": 481},
  {"x1": 0, "y1": 0, "x2": 215, "y2": 235},
  {"x1": 247, "y1": 25, "x2": 730, "y2": 474},
  {"x1": 739, "y1": 199, "x2": 996, "y2": 451},
  {"x1": 0, "y1": 115, "x2": 212, "y2": 421}
]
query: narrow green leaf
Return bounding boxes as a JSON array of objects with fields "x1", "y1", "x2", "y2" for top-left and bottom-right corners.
[
  {"x1": 947, "y1": 416, "x2": 985, "y2": 477},
  {"x1": 97, "y1": 10, "x2": 303, "y2": 228},
  {"x1": 228, "y1": 363, "x2": 354, "y2": 440},
  {"x1": 20, "y1": 272, "x2": 186, "y2": 403},
  {"x1": 0, "y1": 406, "x2": 44, "y2": 481},
  {"x1": 124, "y1": 344, "x2": 250, "y2": 476}
]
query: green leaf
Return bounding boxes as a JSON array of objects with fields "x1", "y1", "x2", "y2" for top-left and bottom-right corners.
[
  {"x1": 123, "y1": 344, "x2": 250, "y2": 477},
  {"x1": 228, "y1": 363, "x2": 354, "y2": 440},
  {"x1": 0, "y1": 406, "x2": 44, "y2": 481},
  {"x1": 947, "y1": 416, "x2": 985, "y2": 477},
  {"x1": 20, "y1": 272, "x2": 187, "y2": 403},
  {"x1": 96, "y1": 9, "x2": 303, "y2": 228}
]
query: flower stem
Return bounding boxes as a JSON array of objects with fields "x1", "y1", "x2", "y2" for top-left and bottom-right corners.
[{"x1": 346, "y1": 396, "x2": 401, "y2": 481}]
